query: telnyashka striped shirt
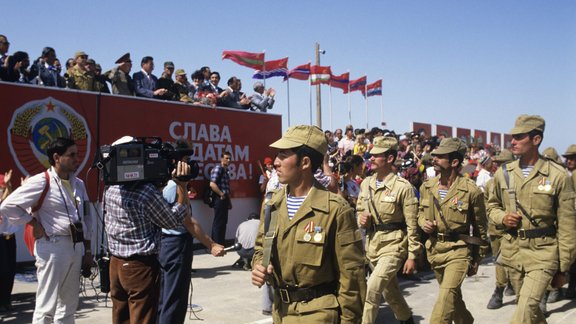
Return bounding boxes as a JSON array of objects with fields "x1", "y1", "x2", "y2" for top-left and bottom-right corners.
[
  {"x1": 438, "y1": 189, "x2": 449, "y2": 200},
  {"x1": 287, "y1": 195, "x2": 307, "y2": 220},
  {"x1": 520, "y1": 165, "x2": 534, "y2": 178}
]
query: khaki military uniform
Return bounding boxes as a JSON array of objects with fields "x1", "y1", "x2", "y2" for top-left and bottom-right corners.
[
  {"x1": 173, "y1": 81, "x2": 193, "y2": 103},
  {"x1": 253, "y1": 181, "x2": 366, "y2": 323},
  {"x1": 418, "y1": 175, "x2": 487, "y2": 324},
  {"x1": 488, "y1": 158, "x2": 576, "y2": 323},
  {"x1": 356, "y1": 173, "x2": 419, "y2": 323},
  {"x1": 67, "y1": 65, "x2": 96, "y2": 91},
  {"x1": 105, "y1": 67, "x2": 134, "y2": 96}
]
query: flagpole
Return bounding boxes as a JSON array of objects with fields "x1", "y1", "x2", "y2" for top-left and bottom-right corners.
[
  {"x1": 365, "y1": 81, "x2": 369, "y2": 129},
  {"x1": 309, "y1": 81, "x2": 312, "y2": 125},
  {"x1": 286, "y1": 78, "x2": 291, "y2": 127},
  {"x1": 347, "y1": 72, "x2": 351, "y2": 126},
  {"x1": 329, "y1": 85, "x2": 333, "y2": 131},
  {"x1": 262, "y1": 49, "x2": 266, "y2": 89},
  {"x1": 380, "y1": 85, "x2": 384, "y2": 126}
]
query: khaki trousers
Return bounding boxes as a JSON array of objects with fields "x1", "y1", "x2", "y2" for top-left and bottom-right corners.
[
  {"x1": 430, "y1": 260, "x2": 473, "y2": 324},
  {"x1": 510, "y1": 268, "x2": 554, "y2": 324},
  {"x1": 362, "y1": 254, "x2": 411, "y2": 323}
]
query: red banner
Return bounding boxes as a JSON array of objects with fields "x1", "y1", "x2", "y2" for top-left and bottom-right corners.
[
  {"x1": 0, "y1": 82, "x2": 281, "y2": 200},
  {"x1": 473, "y1": 129, "x2": 487, "y2": 147},
  {"x1": 456, "y1": 127, "x2": 471, "y2": 144},
  {"x1": 489, "y1": 132, "x2": 501, "y2": 147},
  {"x1": 411, "y1": 122, "x2": 432, "y2": 138},
  {"x1": 435, "y1": 124, "x2": 453, "y2": 138}
]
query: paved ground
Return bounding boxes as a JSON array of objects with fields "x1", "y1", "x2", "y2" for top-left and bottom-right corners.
[{"x1": 2, "y1": 251, "x2": 575, "y2": 324}]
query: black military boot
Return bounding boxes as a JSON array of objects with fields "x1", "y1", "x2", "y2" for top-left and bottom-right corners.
[
  {"x1": 539, "y1": 291, "x2": 548, "y2": 316},
  {"x1": 487, "y1": 286, "x2": 504, "y2": 309},
  {"x1": 400, "y1": 316, "x2": 415, "y2": 324},
  {"x1": 504, "y1": 282, "x2": 515, "y2": 296},
  {"x1": 546, "y1": 288, "x2": 562, "y2": 303}
]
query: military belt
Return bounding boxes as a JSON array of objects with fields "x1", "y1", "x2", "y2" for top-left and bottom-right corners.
[
  {"x1": 374, "y1": 222, "x2": 406, "y2": 232},
  {"x1": 506, "y1": 226, "x2": 556, "y2": 240},
  {"x1": 435, "y1": 232, "x2": 488, "y2": 246},
  {"x1": 278, "y1": 282, "x2": 337, "y2": 304}
]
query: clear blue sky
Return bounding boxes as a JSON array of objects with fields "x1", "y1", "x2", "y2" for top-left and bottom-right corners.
[{"x1": 3, "y1": 1, "x2": 575, "y2": 153}]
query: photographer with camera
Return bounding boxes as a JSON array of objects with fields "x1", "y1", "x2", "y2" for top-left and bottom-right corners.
[
  {"x1": 104, "y1": 137, "x2": 195, "y2": 324},
  {"x1": 0, "y1": 137, "x2": 93, "y2": 324}
]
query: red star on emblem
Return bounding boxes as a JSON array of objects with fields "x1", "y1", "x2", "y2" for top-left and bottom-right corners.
[{"x1": 46, "y1": 102, "x2": 56, "y2": 111}]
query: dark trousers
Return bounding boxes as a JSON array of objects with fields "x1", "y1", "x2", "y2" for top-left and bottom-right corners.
[
  {"x1": 158, "y1": 233, "x2": 194, "y2": 324},
  {"x1": 237, "y1": 247, "x2": 254, "y2": 265},
  {"x1": 0, "y1": 235, "x2": 16, "y2": 306},
  {"x1": 211, "y1": 197, "x2": 229, "y2": 245},
  {"x1": 110, "y1": 255, "x2": 160, "y2": 324}
]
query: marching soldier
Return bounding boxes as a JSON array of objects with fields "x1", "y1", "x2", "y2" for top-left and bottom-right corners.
[
  {"x1": 357, "y1": 136, "x2": 419, "y2": 324},
  {"x1": 418, "y1": 138, "x2": 488, "y2": 323},
  {"x1": 485, "y1": 149, "x2": 517, "y2": 309},
  {"x1": 488, "y1": 115, "x2": 576, "y2": 323},
  {"x1": 251, "y1": 125, "x2": 366, "y2": 323}
]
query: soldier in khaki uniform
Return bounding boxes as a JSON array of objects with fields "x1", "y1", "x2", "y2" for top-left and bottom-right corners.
[
  {"x1": 357, "y1": 136, "x2": 419, "y2": 324},
  {"x1": 417, "y1": 138, "x2": 488, "y2": 324},
  {"x1": 562, "y1": 144, "x2": 576, "y2": 299},
  {"x1": 251, "y1": 125, "x2": 366, "y2": 323},
  {"x1": 66, "y1": 51, "x2": 96, "y2": 91},
  {"x1": 488, "y1": 115, "x2": 576, "y2": 323},
  {"x1": 485, "y1": 149, "x2": 517, "y2": 309}
]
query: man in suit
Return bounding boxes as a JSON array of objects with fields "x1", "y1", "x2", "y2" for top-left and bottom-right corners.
[
  {"x1": 132, "y1": 56, "x2": 168, "y2": 98},
  {"x1": 250, "y1": 81, "x2": 275, "y2": 112},
  {"x1": 220, "y1": 77, "x2": 251, "y2": 109}
]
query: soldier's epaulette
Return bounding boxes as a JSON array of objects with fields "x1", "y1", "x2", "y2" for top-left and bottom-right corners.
[
  {"x1": 546, "y1": 158, "x2": 568, "y2": 173},
  {"x1": 328, "y1": 192, "x2": 350, "y2": 207},
  {"x1": 422, "y1": 177, "x2": 438, "y2": 188}
]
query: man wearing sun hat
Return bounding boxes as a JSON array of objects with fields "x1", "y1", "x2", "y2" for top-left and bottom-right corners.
[
  {"x1": 418, "y1": 137, "x2": 488, "y2": 323},
  {"x1": 488, "y1": 115, "x2": 576, "y2": 322},
  {"x1": 357, "y1": 136, "x2": 420, "y2": 324},
  {"x1": 251, "y1": 125, "x2": 366, "y2": 323},
  {"x1": 67, "y1": 50, "x2": 96, "y2": 91}
]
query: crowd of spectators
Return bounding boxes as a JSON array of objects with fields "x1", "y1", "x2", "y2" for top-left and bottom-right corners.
[{"x1": 0, "y1": 34, "x2": 276, "y2": 112}]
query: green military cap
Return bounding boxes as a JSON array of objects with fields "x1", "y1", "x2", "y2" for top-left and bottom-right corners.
[
  {"x1": 115, "y1": 52, "x2": 131, "y2": 64},
  {"x1": 270, "y1": 125, "x2": 327, "y2": 155},
  {"x1": 492, "y1": 149, "x2": 514, "y2": 163},
  {"x1": 86, "y1": 58, "x2": 96, "y2": 65},
  {"x1": 562, "y1": 144, "x2": 576, "y2": 157},
  {"x1": 542, "y1": 147, "x2": 563, "y2": 164},
  {"x1": 432, "y1": 138, "x2": 467, "y2": 156},
  {"x1": 175, "y1": 69, "x2": 186, "y2": 76},
  {"x1": 164, "y1": 61, "x2": 175, "y2": 68},
  {"x1": 510, "y1": 114, "x2": 545, "y2": 135},
  {"x1": 74, "y1": 51, "x2": 87, "y2": 58},
  {"x1": 369, "y1": 136, "x2": 398, "y2": 155}
]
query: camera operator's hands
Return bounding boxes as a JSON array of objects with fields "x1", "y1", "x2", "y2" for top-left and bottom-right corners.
[
  {"x1": 172, "y1": 161, "x2": 191, "y2": 186},
  {"x1": 252, "y1": 263, "x2": 274, "y2": 288},
  {"x1": 358, "y1": 211, "x2": 372, "y2": 229}
]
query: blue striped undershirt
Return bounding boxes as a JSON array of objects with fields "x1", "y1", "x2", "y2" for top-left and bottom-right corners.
[
  {"x1": 520, "y1": 165, "x2": 533, "y2": 178},
  {"x1": 287, "y1": 195, "x2": 307, "y2": 220},
  {"x1": 376, "y1": 179, "x2": 383, "y2": 189},
  {"x1": 438, "y1": 189, "x2": 448, "y2": 200}
]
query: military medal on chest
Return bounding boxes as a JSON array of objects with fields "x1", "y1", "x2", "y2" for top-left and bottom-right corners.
[
  {"x1": 303, "y1": 221, "x2": 314, "y2": 242},
  {"x1": 538, "y1": 177, "x2": 545, "y2": 191},
  {"x1": 313, "y1": 226, "x2": 323, "y2": 242}
]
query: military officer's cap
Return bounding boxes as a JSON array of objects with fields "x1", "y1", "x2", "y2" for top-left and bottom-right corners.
[
  {"x1": 562, "y1": 144, "x2": 576, "y2": 157},
  {"x1": 510, "y1": 114, "x2": 545, "y2": 135},
  {"x1": 369, "y1": 136, "x2": 398, "y2": 155},
  {"x1": 270, "y1": 125, "x2": 327, "y2": 155},
  {"x1": 175, "y1": 69, "x2": 186, "y2": 76},
  {"x1": 492, "y1": 149, "x2": 514, "y2": 163},
  {"x1": 432, "y1": 138, "x2": 467, "y2": 156},
  {"x1": 164, "y1": 61, "x2": 175, "y2": 68},
  {"x1": 115, "y1": 52, "x2": 131, "y2": 64},
  {"x1": 74, "y1": 51, "x2": 88, "y2": 58}
]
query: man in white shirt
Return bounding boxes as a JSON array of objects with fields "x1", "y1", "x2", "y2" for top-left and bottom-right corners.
[{"x1": 0, "y1": 138, "x2": 93, "y2": 324}]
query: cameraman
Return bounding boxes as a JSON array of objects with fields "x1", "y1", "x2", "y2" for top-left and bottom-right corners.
[{"x1": 104, "y1": 138, "x2": 194, "y2": 324}]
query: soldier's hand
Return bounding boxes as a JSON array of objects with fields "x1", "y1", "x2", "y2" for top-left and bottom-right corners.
[
  {"x1": 502, "y1": 213, "x2": 522, "y2": 228},
  {"x1": 551, "y1": 271, "x2": 567, "y2": 288},
  {"x1": 358, "y1": 211, "x2": 371, "y2": 228},
  {"x1": 422, "y1": 220, "x2": 437, "y2": 234},
  {"x1": 467, "y1": 261, "x2": 479, "y2": 276},
  {"x1": 252, "y1": 264, "x2": 273, "y2": 288},
  {"x1": 403, "y1": 259, "x2": 416, "y2": 275}
]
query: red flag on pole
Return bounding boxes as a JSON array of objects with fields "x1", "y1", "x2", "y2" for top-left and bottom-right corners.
[
  {"x1": 349, "y1": 76, "x2": 367, "y2": 93},
  {"x1": 310, "y1": 65, "x2": 332, "y2": 85},
  {"x1": 286, "y1": 63, "x2": 311, "y2": 80},
  {"x1": 222, "y1": 50, "x2": 265, "y2": 70},
  {"x1": 329, "y1": 72, "x2": 349, "y2": 93}
]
